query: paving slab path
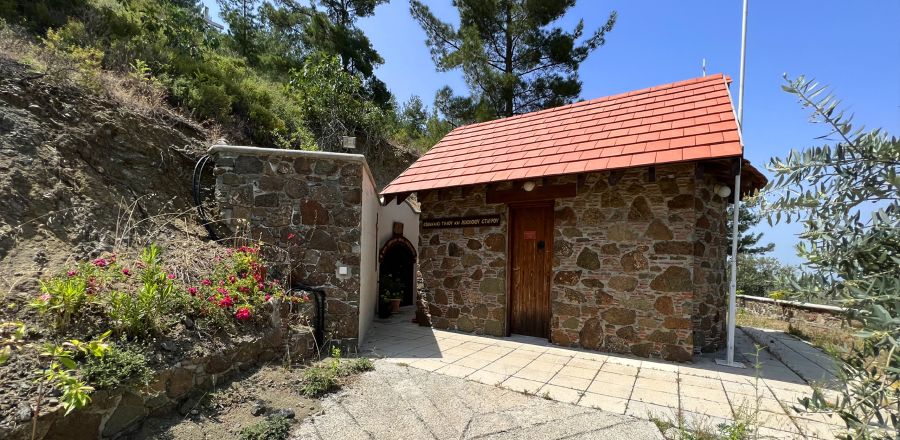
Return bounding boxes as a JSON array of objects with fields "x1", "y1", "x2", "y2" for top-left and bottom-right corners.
[
  {"x1": 293, "y1": 361, "x2": 663, "y2": 439},
  {"x1": 356, "y1": 309, "x2": 846, "y2": 439}
]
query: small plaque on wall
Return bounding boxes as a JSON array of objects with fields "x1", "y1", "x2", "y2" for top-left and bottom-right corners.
[{"x1": 422, "y1": 215, "x2": 501, "y2": 229}]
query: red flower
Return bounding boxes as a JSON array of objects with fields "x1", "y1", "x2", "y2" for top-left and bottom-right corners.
[
  {"x1": 257, "y1": 283, "x2": 265, "y2": 290},
  {"x1": 219, "y1": 296, "x2": 234, "y2": 308},
  {"x1": 253, "y1": 272, "x2": 264, "y2": 283},
  {"x1": 188, "y1": 287, "x2": 198, "y2": 296},
  {"x1": 216, "y1": 287, "x2": 228, "y2": 295},
  {"x1": 264, "y1": 294, "x2": 272, "y2": 302},
  {"x1": 228, "y1": 275, "x2": 236, "y2": 284},
  {"x1": 287, "y1": 233, "x2": 296, "y2": 240},
  {"x1": 238, "y1": 286, "x2": 250, "y2": 294},
  {"x1": 201, "y1": 279, "x2": 212, "y2": 286},
  {"x1": 207, "y1": 296, "x2": 216, "y2": 303},
  {"x1": 66, "y1": 270, "x2": 78, "y2": 277},
  {"x1": 167, "y1": 273, "x2": 176, "y2": 280},
  {"x1": 92, "y1": 258, "x2": 108, "y2": 267},
  {"x1": 121, "y1": 268, "x2": 131, "y2": 276},
  {"x1": 235, "y1": 307, "x2": 251, "y2": 321}
]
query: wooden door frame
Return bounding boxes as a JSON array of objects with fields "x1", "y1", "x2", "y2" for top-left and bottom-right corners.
[{"x1": 505, "y1": 201, "x2": 555, "y2": 340}]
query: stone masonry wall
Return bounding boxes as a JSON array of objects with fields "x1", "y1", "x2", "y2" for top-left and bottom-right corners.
[
  {"x1": 418, "y1": 185, "x2": 508, "y2": 336},
  {"x1": 212, "y1": 146, "x2": 369, "y2": 346},
  {"x1": 691, "y1": 176, "x2": 729, "y2": 352},
  {"x1": 552, "y1": 164, "x2": 702, "y2": 361},
  {"x1": 417, "y1": 163, "x2": 731, "y2": 362}
]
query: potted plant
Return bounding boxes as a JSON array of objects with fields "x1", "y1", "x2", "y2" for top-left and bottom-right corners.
[
  {"x1": 386, "y1": 290, "x2": 402, "y2": 313},
  {"x1": 379, "y1": 274, "x2": 406, "y2": 315}
]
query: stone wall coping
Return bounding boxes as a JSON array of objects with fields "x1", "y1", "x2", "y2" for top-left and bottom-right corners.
[
  {"x1": 208, "y1": 144, "x2": 376, "y2": 189},
  {"x1": 737, "y1": 294, "x2": 845, "y2": 314}
]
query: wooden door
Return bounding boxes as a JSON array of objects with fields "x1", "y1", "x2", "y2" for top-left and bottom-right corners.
[{"x1": 509, "y1": 204, "x2": 554, "y2": 338}]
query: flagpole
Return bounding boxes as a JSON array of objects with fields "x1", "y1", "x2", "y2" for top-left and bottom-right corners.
[{"x1": 718, "y1": 0, "x2": 748, "y2": 369}]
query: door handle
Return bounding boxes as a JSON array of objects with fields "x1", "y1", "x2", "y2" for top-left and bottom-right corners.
[{"x1": 537, "y1": 240, "x2": 545, "y2": 250}]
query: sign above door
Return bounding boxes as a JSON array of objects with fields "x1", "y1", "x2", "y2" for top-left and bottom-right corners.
[{"x1": 422, "y1": 215, "x2": 501, "y2": 229}]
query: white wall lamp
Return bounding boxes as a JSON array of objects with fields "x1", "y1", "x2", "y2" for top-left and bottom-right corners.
[
  {"x1": 714, "y1": 184, "x2": 732, "y2": 198},
  {"x1": 522, "y1": 181, "x2": 536, "y2": 192}
]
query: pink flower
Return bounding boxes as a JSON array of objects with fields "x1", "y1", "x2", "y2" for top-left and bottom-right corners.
[
  {"x1": 257, "y1": 283, "x2": 265, "y2": 290},
  {"x1": 201, "y1": 279, "x2": 212, "y2": 286},
  {"x1": 219, "y1": 296, "x2": 234, "y2": 308},
  {"x1": 287, "y1": 233, "x2": 296, "y2": 240},
  {"x1": 216, "y1": 287, "x2": 228, "y2": 295},
  {"x1": 207, "y1": 296, "x2": 216, "y2": 303},
  {"x1": 92, "y1": 258, "x2": 107, "y2": 267},
  {"x1": 264, "y1": 294, "x2": 272, "y2": 302},
  {"x1": 235, "y1": 307, "x2": 251, "y2": 321},
  {"x1": 38, "y1": 293, "x2": 51, "y2": 302},
  {"x1": 228, "y1": 275, "x2": 236, "y2": 284},
  {"x1": 167, "y1": 273, "x2": 176, "y2": 280},
  {"x1": 66, "y1": 270, "x2": 78, "y2": 277},
  {"x1": 188, "y1": 287, "x2": 198, "y2": 296},
  {"x1": 121, "y1": 268, "x2": 131, "y2": 276}
]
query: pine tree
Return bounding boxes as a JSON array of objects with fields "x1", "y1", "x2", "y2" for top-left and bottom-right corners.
[
  {"x1": 410, "y1": 0, "x2": 616, "y2": 122},
  {"x1": 727, "y1": 196, "x2": 775, "y2": 255}
]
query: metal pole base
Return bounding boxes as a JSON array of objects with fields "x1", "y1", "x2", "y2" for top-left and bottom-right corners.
[{"x1": 715, "y1": 359, "x2": 747, "y2": 368}]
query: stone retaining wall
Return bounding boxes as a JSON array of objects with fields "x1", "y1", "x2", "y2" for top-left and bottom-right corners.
[
  {"x1": 210, "y1": 145, "x2": 375, "y2": 347},
  {"x1": 737, "y1": 295, "x2": 847, "y2": 328},
  {"x1": 4, "y1": 303, "x2": 316, "y2": 440}
]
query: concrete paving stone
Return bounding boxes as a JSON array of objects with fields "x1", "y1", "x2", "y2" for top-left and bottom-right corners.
[
  {"x1": 467, "y1": 369, "x2": 509, "y2": 386},
  {"x1": 630, "y1": 388, "x2": 680, "y2": 408},
  {"x1": 680, "y1": 396, "x2": 733, "y2": 419},
  {"x1": 756, "y1": 426, "x2": 805, "y2": 440},
  {"x1": 514, "y1": 366, "x2": 558, "y2": 383},
  {"x1": 547, "y1": 373, "x2": 592, "y2": 391},
  {"x1": 637, "y1": 368, "x2": 678, "y2": 382},
  {"x1": 640, "y1": 361, "x2": 679, "y2": 373},
  {"x1": 483, "y1": 360, "x2": 530, "y2": 375},
  {"x1": 678, "y1": 384, "x2": 729, "y2": 403},
  {"x1": 523, "y1": 359, "x2": 565, "y2": 373},
  {"x1": 625, "y1": 400, "x2": 678, "y2": 421},
  {"x1": 409, "y1": 358, "x2": 450, "y2": 372},
  {"x1": 634, "y1": 377, "x2": 679, "y2": 394},
  {"x1": 606, "y1": 356, "x2": 643, "y2": 368},
  {"x1": 601, "y1": 362, "x2": 639, "y2": 376},
  {"x1": 566, "y1": 357, "x2": 603, "y2": 369},
  {"x1": 577, "y1": 392, "x2": 629, "y2": 414},
  {"x1": 501, "y1": 376, "x2": 545, "y2": 395},
  {"x1": 678, "y1": 365, "x2": 722, "y2": 380},
  {"x1": 592, "y1": 370, "x2": 637, "y2": 387},
  {"x1": 586, "y1": 380, "x2": 635, "y2": 400},
  {"x1": 678, "y1": 411, "x2": 732, "y2": 433},
  {"x1": 677, "y1": 373, "x2": 724, "y2": 390},
  {"x1": 480, "y1": 345, "x2": 515, "y2": 355},
  {"x1": 571, "y1": 351, "x2": 608, "y2": 363},
  {"x1": 557, "y1": 365, "x2": 599, "y2": 380},
  {"x1": 793, "y1": 419, "x2": 841, "y2": 439},
  {"x1": 757, "y1": 411, "x2": 801, "y2": 433},
  {"x1": 537, "y1": 384, "x2": 584, "y2": 404},
  {"x1": 436, "y1": 363, "x2": 476, "y2": 378},
  {"x1": 536, "y1": 353, "x2": 572, "y2": 365},
  {"x1": 455, "y1": 355, "x2": 495, "y2": 370}
]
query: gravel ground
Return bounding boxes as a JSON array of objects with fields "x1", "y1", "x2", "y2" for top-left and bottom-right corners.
[{"x1": 293, "y1": 360, "x2": 662, "y2": 440}]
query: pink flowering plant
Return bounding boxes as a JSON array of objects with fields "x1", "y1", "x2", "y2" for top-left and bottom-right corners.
[
  {"x1": 30, "y1": 243, "x2": 291, "y2": 338},
  {"x1": 182, "y1": 245, "x2": 287, "y2": 328}
]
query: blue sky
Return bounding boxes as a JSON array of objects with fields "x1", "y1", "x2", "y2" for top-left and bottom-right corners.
[{"x1": 202, "y1": 0, "x2": 900, "y2": 265}]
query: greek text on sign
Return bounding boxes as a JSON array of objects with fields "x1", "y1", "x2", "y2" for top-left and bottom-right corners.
[{"x1": 422, "y1": 215, "x2": 501, "y2": 229}]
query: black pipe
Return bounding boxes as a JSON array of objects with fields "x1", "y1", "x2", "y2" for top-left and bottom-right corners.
[
  {"x1": 191, "y1": 154, "x2": 218, "y2": 240},
  {"x1": 294, "y1": 282, "x2": 326, "y2": 348}
]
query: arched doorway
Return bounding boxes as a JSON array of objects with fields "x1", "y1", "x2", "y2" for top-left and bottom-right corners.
[{"x1": 379, "y1": 232, "x2": 417, "y2": 308}]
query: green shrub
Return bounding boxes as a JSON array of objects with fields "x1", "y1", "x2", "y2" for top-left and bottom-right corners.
[
  {"x1": 238, "y1": 416, "x2": 291, "y2": 440},
  {"x1": 338, "y1": 357, "x2": 373, "y2": 376},
  {"x1": 81, "y1": 345, "x2": 153, "y2": 389},
  {"x1": 105, "y1": 244, "x2": 178, "y2": 336},
  {"x1": 187, "y1": 79, "x2": 233, "y2": 121},
  {"x1": 298, "y1": 365, "x2": 337, "y2": 397}
]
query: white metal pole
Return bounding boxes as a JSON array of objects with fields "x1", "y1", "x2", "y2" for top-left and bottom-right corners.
[{"x1": 720, "y1": 0, "x2": 748, "y2": 368}]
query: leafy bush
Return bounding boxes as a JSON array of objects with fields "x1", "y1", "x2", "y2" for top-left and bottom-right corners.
[
  {"x1": 238, "y1": 416, "x2": 291, "y2": 440},
  {"x1": 763, "y1": 76, "x2": 899, "y2": 438},
  {"x1": 339, "y1": 357, "x2": 374, "y2": 376},
  {"x1": 105, "y1": 244, "x2": 179, "y2": 336},
  {"x1": 81, "y1": 344, "x2": 153, "y2": 389},
  {"x1": 298, "y1": 364, "x2": 337, "y2": 397}
]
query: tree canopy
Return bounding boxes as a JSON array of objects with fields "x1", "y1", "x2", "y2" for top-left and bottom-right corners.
[{"x1": 410, "y1": 0, "x2": 616, "y2": 123}]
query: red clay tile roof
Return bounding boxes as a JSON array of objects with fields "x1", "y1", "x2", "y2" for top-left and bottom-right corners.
[{"x1": 383, "y1": 74, "x2": 747, "y2": 196}]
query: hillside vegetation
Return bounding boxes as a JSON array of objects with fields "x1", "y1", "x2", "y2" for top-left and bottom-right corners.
[{"x1": 0, "y1": 0, "x2": 437, "y2": 167}]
